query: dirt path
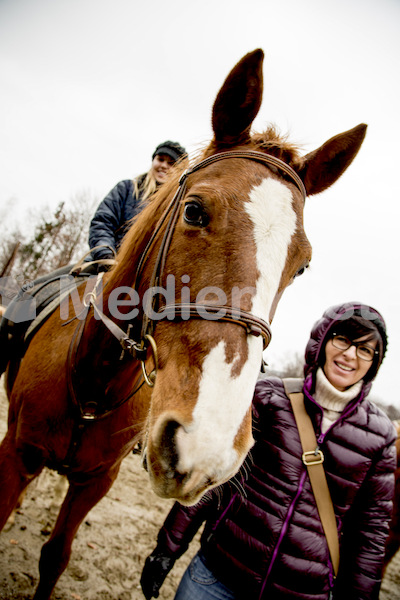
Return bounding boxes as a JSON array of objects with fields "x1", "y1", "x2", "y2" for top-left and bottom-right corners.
[
  {"x1": 0, "y1": 378, "x2": 198, "y2": 600},
  {"x1": 0, "y1": 379, "x2": 399, "y2": 600}
]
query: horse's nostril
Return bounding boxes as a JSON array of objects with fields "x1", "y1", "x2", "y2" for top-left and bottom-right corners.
[{"x1": 160, "y1": 420, "x2": 181, "y2": 471}]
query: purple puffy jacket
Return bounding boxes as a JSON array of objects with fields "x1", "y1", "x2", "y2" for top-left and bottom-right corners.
[{"x1": 155, "y1": 302, "x2": 396, "y2": 599}]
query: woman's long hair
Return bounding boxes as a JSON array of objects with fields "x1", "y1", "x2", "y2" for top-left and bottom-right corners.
[
  {"x1": 133, "y1": 171, "x2": 157, "y2": 202},
  {"x1": 133, "y1": 154, "x2": 189, "y2": 203}
]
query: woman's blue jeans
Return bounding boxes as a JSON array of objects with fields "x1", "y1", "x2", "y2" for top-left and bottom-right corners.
[{"x1": 174, "y1": 552, "x2": 236, "y2": 600}]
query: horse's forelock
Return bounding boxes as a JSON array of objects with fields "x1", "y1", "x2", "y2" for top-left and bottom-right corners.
[
  {"x1": 204, "y1": 125, "x2": 302, "y2": 166},
  {"x1": 251, "y1": 127, "x2": 303, "y2": 164}
]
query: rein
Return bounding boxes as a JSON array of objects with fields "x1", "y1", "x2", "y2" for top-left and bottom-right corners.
[
  {"x1": 68, "y1": 150, "x2": 306, "y2": 420},
  {"x1": 135, "y1": 150, "x2": 305, "y2": 351}
]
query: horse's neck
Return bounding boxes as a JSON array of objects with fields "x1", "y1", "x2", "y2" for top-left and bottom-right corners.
[{"x1": 74, "y1": 307, "x2": 145, "y2": 410}]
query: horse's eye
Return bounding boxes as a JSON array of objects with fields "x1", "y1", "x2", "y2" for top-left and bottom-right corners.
[
  {"x1": 294, "y1": 262, "x2": 310, "y2": 279},
  {"x1": 183, "y1": 201, "x2": 209, "y2": 227}
]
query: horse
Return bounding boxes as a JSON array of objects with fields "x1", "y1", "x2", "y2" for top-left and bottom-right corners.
[
  {"x1": 384, "y1": 421, "x2": 400, "y2": 572},
  {"x1": 0, "y1": 49, "x2": 366, "y2": 600}
]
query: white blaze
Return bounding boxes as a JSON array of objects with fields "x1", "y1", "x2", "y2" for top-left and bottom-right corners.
[
  {"x1": 176, "y1": 337, "x2": 261, "y2": 477},
  {"x1": 176, "y1": 178, "x2": 297, "y2": 477},
  {"x1": 245, "y1": 178, "x2": 297, "y2": 320}
]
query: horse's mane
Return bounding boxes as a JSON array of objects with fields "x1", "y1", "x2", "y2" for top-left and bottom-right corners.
[{"x1": 106, "y1": 125, "x2": 303, "y2": 292}]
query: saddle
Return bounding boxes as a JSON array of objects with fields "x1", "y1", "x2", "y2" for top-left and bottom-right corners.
[
  {"x1": 0, "y1": 266, "x2": 94, "y2": 380},
  {"x1": 0, "y1": 248, "x2": 117, "y2": 381}
]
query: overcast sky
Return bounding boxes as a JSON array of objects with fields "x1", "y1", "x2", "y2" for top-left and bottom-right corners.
[{"x1": 1, "y1": 0, "x2": 399, "y2": 405}]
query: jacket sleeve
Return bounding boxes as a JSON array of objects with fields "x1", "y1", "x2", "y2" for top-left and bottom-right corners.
[
  {"x1": 252, "y1": 376, "x2": 284, "y2": 440},
  {"x1": 88, "y1": 180, "x2": 132, "y2": 260},
  {"x1": 335, "y1": 429, "x2": 397, "y2": 600},
  {"x1": 155, "y1": 497, "x2": 216, "y2": 560}
]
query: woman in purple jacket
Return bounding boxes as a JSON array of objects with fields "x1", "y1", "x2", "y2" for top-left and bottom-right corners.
[{"x1": 141, "y1": 302, "x2": 396, "y2": 600}]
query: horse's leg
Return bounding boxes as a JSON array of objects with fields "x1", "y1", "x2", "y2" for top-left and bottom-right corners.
[
  {"x1": 4, "y1": 488, "x2": 28, "y2": 531},
  {"x1": 53, "y1": 474, "x2": 69, "y2": 505},
  {"x1": 33, "y1": 463, "x2": 121, "y2": 600},
  {"x1": 0, "y1": 426, "x2": 45, "y2": 531}
]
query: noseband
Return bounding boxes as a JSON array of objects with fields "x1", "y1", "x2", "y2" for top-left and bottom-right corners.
[{"x1": 92, "y1": 150, "x2": 306, "y2": 385}]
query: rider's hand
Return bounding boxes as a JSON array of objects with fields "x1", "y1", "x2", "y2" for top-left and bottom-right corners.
[{"x1": 140, "y1": 550, "x2": 175, "y2": 599}]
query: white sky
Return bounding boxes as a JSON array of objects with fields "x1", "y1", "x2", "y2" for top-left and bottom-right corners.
[{"x1": 0, "y1": 0, "x2": 399, "y2": 405}]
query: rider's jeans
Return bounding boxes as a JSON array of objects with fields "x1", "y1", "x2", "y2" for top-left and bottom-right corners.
[{"x1": 174, "y1": 552, "x2": 237, "y2": 600}]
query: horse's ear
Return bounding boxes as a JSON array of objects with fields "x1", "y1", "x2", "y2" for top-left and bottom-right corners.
[
  {"x1": 296, "y1": 124, "x2": 367, "y2": 196},
  {"x1": 212, "y1": 49, "x2": 264, "y2": 146}
]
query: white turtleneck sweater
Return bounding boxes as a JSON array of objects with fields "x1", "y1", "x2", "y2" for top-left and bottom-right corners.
[{"x1": 315, "y1": 368, "x2": 363, "y2": 434}]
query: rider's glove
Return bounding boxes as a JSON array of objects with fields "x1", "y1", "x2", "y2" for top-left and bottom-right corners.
[{"x1": 140, "y1": 549, "x2": 175, "y2": 600}]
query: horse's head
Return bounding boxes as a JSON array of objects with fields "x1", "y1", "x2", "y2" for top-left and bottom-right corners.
[{"x1": 119, "y1": 49, "x2": 366, "y2": 505}]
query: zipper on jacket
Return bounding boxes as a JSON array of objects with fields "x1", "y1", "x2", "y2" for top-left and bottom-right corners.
[
  {"x1": 328, "y1": 568, "x2": 335, "y2": 590},
  {"x1": 259, "y1": 470, "x2": 307, "y2": 599},
  {"x1": 206, "y1": 493, "x2": 237, "y2": 543},
  {"x1": 258, "y1": 456, "x2": 338, "y2": 598}
]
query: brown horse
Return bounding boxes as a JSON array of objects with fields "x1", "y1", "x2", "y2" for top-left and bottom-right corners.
[{"x1": 0, "y1": 49, "x2": 366, "y2": 599}]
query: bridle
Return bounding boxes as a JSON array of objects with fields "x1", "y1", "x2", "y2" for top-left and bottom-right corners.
[
  {"x1": 83, "y1": 150, "x2": 307, "y2": 390},
  {"x1": 60, "y1": 148, "x2": 306, "y2": 467}
]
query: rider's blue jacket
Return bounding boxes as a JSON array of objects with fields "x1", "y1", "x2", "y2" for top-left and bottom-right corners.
[{"x1": 88, "y1": 176, "x2": 147, "y2": 261}]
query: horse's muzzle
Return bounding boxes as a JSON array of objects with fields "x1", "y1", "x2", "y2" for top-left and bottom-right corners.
[{"x1": 145, "y1": 412, "x2": 251, "y2": 505}]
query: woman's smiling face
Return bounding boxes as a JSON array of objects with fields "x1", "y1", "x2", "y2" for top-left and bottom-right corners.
[
  {"x1": 323, "y1": 335, "x2": 377, "y2": 391},
  {"x1": 151, "y1": 153, "x2": 175, "y2": 184}
]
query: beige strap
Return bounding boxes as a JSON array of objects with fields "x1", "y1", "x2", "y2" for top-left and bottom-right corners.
[{"x1": 283, "y1": 380, "x2": 340, "y2": 576}]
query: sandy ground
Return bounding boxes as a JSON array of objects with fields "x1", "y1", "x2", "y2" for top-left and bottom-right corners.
[
  {"x1": 0, "y1": 379, "x2": 199, "y2": 600},
  {"x1": 0, "y1": 378, "x2": 399, "y2": 600}
]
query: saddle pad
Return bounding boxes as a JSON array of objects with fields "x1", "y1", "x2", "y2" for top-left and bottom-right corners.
[{"x1": 24, "y1": 275, "x2": 92, "y2": 345}]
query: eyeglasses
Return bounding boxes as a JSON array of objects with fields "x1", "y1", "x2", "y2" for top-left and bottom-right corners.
[{"x1": 331, "y1": 333, "x2": 378, "y2": 362}]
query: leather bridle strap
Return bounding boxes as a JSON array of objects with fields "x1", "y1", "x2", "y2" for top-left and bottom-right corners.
[
  {"x1": 182, "y1": 150, "x2": 307, "y2": 202},
  {"x1": 85, "y1": 150, "x2": 306, "y2": 389},
  {"x1": 136, "y1": 149, "x2": 306, "y2": 344},
  {"x1": 140, "y1": 184, "x2": 185, "y2": 340},
  {"x1": 135, "y1": 150, "x2": 306, "y2": 295},
  {"x1": 134, "y1": 150, "x2": 305, "y2": 293},
  {"x1": 160, "y1": 303, "x2": 272, "y2": 349}
]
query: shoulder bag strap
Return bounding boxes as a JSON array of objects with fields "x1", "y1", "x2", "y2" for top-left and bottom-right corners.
[{"x1": 283, "y1": 379, "x2": 340, "y2": 576}]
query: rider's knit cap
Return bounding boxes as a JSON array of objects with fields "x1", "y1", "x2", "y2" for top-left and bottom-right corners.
[{"x1": 152, "y1": 140, "x2": 187, "y2": 163}]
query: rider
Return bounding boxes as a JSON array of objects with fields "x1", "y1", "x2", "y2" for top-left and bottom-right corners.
[
  {"x1": 88, "y1": 140, "x2": 187, "y2": 262},
  {"x1": 140, "y1": 301, "x2": 396, "y2": 600},
  {"x1": 0, "y1": 140, "x2": 187, "y2": 376}
]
